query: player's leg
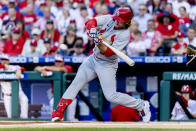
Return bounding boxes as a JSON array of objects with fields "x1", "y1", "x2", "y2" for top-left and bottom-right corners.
[
  {"x1": 18, "y1": 85, "x2": 28, "y2": 118},
  {"x1": 66, "y1": 99, "x2": 78, "y2": 121},
  {"x1": 3, "y1": 95, "x2": 11, "y2": 118},
  {"x1": 52, "y1": 56, "x2": 97, "y2": 121},
  {"x1": 95, "y1": 65, "x2": 151, "y2": 122}
]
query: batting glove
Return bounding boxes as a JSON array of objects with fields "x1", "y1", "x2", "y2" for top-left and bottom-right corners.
[
  {"x1": 93, "y1": 35, "x2": 103, "y2": 45},
  {"x1": 87, "y1": 28, "x2": 97, "y2": 38}
]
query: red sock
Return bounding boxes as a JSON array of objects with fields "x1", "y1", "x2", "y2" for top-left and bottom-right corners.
[{"x1": 56, "y1": 98, "x2": 72, "y2": 112}]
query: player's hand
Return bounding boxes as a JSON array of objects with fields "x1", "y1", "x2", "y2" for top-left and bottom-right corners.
[
  {"x1": 87, "y1": 28, "x2": 97, "y2": 38},
  {"x1": 41, "y1": 70, "x2": 48, "y2": 77},
  {"x1": 16, "y1": 70, "x2": 22, "y2": 79},
  {"x1": 93, "y1": 35, "x2": 103, "y2": 45}
]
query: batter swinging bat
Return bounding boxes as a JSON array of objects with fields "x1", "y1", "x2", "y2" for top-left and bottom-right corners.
[{"x1": 102, "y1": 41, "x2": 135, "y2": 66}]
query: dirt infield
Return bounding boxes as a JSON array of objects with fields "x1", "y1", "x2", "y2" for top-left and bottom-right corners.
[{"x1": 0, "y1": 121, "x2": 195, "y2": 129}]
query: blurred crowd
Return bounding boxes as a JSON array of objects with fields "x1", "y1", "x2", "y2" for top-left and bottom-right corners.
[{"x1": 0, "y1": 0, "x2": 195, "y2": 57}]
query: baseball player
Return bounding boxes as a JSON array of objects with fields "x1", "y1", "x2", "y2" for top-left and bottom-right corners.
[
  {"x1": 171, "y1": 85, "x2": 196, "y2": 120},
  {"x1": 52, "y1": 7, "x2": 151, "y2": 122},
  {"x1": 0, "y1": 54, "x2": 28, "y2": 118},
  {"x1": 35, "y1": 54, "x2": 78, "y2": 121}
]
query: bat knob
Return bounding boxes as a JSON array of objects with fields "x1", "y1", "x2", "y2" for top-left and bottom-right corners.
[{"x1": 130, "y1": 62, "x2": 135, "y2": 66}]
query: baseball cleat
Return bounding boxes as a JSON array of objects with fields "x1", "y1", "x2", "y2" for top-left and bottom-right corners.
[
  {"x1": 51, "y1": 117, "x2": 63, "y2": 122},
  {"x1": 51, "y1": 98, "x2": 73, "y2": 122},
  {"x1": 140, "y1": 101, "x2": 151, "y2": 122}
]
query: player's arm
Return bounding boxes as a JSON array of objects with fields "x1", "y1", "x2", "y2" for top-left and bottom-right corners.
[
  {"x1": 34, "y1": 66, "x2": 45, "y2": 72},
  {"x1": 43, "y1": 66, "x2": 67, "y2": 72},
  {"x1": 15, "y1": 66, "x2": 25, "y2": 78},
  {"x1": 85, "y1": 15, "x2": 111, "y2": 30}
]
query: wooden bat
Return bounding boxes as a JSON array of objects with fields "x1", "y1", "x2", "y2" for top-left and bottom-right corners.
[
  {"x1": 186, "y1": 55, "x2": 196, "y2": 66},
  {"x1": 102, "y1": 41, "x2": 135, "y2": 66}
]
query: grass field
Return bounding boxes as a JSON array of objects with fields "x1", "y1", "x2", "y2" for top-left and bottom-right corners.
[{"x1": 0, "y1": 128, "x2": 196, "y2": 131}]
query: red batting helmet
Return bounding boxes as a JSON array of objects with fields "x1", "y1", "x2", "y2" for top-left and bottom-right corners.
[
  {"x1": 112, "y1": 7, "x2": 134, "y2": 23},
  {"x1": 181, "y1": 85, "x2": 192, "y2": 93}
]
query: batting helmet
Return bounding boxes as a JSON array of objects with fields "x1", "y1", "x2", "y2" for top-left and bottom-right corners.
[
  {"x1": 181, "y1": 85, "x2": 192, "y2": 93},
  {"x1": 112, "y1": 7, "x2": 134, "y2": 23}
]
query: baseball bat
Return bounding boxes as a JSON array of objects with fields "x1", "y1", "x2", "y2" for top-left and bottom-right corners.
[
  {"x1": 102, "y1": 41, "x2": 135, "y2": 66},
  {"x1": 186, "y1": 55, "x2": 196, "y2": 66}
]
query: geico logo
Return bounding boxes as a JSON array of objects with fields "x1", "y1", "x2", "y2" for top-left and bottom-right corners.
[
  {"x1": 10, "y1": 57, "x2": 27, "y2": 63},
  {"x1": 145, "y1": 57, "x2": 170, "y2": 63},
  {"x1": 72, "y1": 57, "x2": 85, "y2": 63}
]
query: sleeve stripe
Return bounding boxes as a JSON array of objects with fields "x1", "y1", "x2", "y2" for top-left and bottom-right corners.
[{"x1": 104, "y1": 48, "x2": 115, "y2": 57}]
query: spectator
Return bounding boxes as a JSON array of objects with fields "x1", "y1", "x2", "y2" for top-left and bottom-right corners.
[
  {"x1": 59, "y1": 25, "x2": 78, "y2": 56},
  {"x1": 22, "y1": 39, "x2": 43, "y2": 57},
  {"x1": 33, "y1": 6, "x2": 57, "y2": 31},
  {"x1": 189, "y1": 4, "x2": 196, "y2": 21},
  {"x1": 164, "y1": 3, "x2": 180, "y2": 31},
  {"x1": 142, "y1": 19, "x2": 163, "y2": 56},
  {"x1": 170, "y1": 32, "x2": 187, "y2": 56},
  {"x1": 45, "y1": 0, "x2": 59, "y2": 18},
  {"x1": 126, "y1": 30, "x2": 147, "y2": 57},
  {"x1": 40, "y1": 19, "x2": 60, "y2": 43},
  {"x1": 93, "y1": 2, "x2": 102, "y2": 17},
  {"x1": 19, "y1": 0, "x2": 34, "y2": 13},
  {"x1": 72, "y1": 37, "x2": 85, "y2": 56},
  {"x1": 89, "y1": 0, "x2": 110, "y2": 9},
  {"x1": 110, "y1": 104, "x2": 140, "y2": 122},
  {"x1": 83, "y1": 37, "x2": 95, "y2": 56},
  {"x1": 43, "y1": 38, "x2": 52, "y2": 56},
  {"x1": 76, "y1": 6, "x2": 92, "y2": 37},
  {"x1": 129, "y1": 20, "x2": 139, "y2": 41},
  {"x1": 48, "y1": 45, "x2": 59, "y2": 56},
  {"x1": 178, "y1": 6, "x2": 191, "y2": 36},
  {"x1": 0, "y1": 54, "x2": 28, "y2": 119},
  {"x1": 148, "y1": 0, "x2": 162, "y2": 15},
  {"x1": 16, "y1": 20, "x2": 30, "y2": 41},
  {"x1": 169, "y1": 0, "x2": 191, "y2": 17},
  {"x1": 22, "y1": 3, "x2": 37, "y2": 33},
  {"x1": 133, "y1": 4, "x2": 152, "y2": 32},
  {"x1": 119, "y1": 0, "x2": 129, "y2": 8},
  {"x1": 184, "y1": 27, "x2": 196, "y2": 47},
  {"x1": 22, "y1": 28, "x2": 46, "y2": 56},
  {"x1": 3, "y1": 27, "x2": 25, "y2": 56},
  {"x1": 179, "y1": 7, "x2": 190, "y2": 26},
  {"x1": 0, "y1": 31, "x2": 5, "y2": 53},
  {"x1": 72, "y1": 43, "x2": 85, "y2": 57},
  {"x1": 128, "y1": 0, "x2": 148, "y2": 15},
  {"x1": 0, "y1": 0, "x2": 20, "y2": 12},
  {"x1": 2, "y1": 7, "x2": 20, "y2": 33},
  {"x1": 159, "y1": 0, "x2": 166, "y2": 12},
  {"x1": 107, "y1": 0, "x2": 120, "y2": 14},
  {"x1": 73, "y1": 0, "x2": 93, "y2": 18},
  {"x1": 164, "y1": 3, "x2": 173, "y2": 14},
  {"x1": 56, "y1": 7, "x2": 72, "y2": 35},
  {"x1": 156, "y1": 11, "x2": 179, "y2": 55},
  {"x1": 34, "y1": 54, "x2": 77, "y2": 121},
  {"x1": 0, "y1": 1, "x2": 21, "y2": 20},
  {"x1": 171, "y1": 85, "x2": 196, "y2": 120}
]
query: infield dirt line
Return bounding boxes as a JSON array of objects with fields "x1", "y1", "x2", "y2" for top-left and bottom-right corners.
[{"x1": 0, "y1": 121, "x2": 195, "y2": 129}]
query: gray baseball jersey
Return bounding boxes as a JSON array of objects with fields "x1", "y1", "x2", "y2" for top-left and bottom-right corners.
[
  {"x1": 93, "y1": 15, "x2": 131, "y2": 65},
  {"x1": 62, "y1": 15, "x2": 144, "y2": 111}
]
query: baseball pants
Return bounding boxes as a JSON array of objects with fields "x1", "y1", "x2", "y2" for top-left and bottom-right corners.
[{"x1": 62, "y1": 55, "x2": 144, "y2": 111}]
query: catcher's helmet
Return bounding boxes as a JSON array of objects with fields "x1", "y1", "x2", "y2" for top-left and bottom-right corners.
[
  {"x1": 181, "y1": 85, "x2": 192, "y2": 93},
  {"x1": 112, "y1": 7, "x2": 134, "y2": 23}
]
